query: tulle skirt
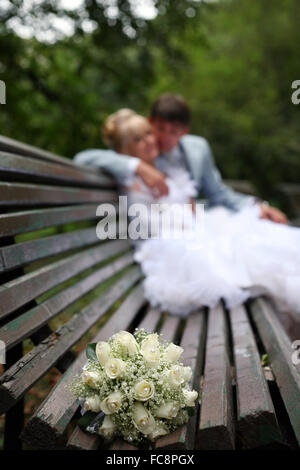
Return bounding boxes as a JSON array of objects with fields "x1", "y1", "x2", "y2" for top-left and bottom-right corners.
[{"x1": 133, "y1": 204, "x2": 300, "y2": 320}]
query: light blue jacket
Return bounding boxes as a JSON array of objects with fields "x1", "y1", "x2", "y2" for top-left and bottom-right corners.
[{"x1": 74, "y1": 134, "x2": 256, "y2": 211}]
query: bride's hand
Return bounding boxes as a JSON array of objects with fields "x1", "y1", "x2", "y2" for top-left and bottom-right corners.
[
  {"x1": 259, "y1": 203, "x2": 288, "y2": 224},
  {"x1": 136, "y1": 161, "x2": 169, "y2": 198}
]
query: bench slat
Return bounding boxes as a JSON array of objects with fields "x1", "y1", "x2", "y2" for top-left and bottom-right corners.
[
  {"x1": 224, "y1": 179, "x2": 257, "y2": 196},
  {"x1": 0, "y1": 182, "x2": 117, "y2": 207},
  {"x1": 230, "y1": 305, "x2": 282, "y2": 448},
  {"x1": 0, "y1": 252, "x2": 134, "y2": 350},
  {"x1": 0, "y1": 226, "x2": 118, "y2": 272},
  {"x1": 196, "y1": 303, "x2": 235, "y2": 449},
  {"x1": 0, "y1": 151, "x2": 115, "y2": 188},
  {"x1": 0, "y1": 267, "x2": 143, "y2": 415},
  {"x1": 0, "y1": 239, "x2": 130, "y2": 320},
  {"x1": 159, "y1": 314, "x2": 180, "y2": 344},
  {"x1": 155, "y1": 310, "x2": 206, "y2": 450},
  {"x1": 0, "y1": 204, "x2": 110, "y2": 239},
  {"x1": 65, "y1": 426, "x2": 100, "y2": 451},
  {"x1": 0, "y1": 134, "x2": 88, "y2": 170},
  {"x1": 21, "y1": 281, "x2": 146, "y2": 450},
  {"x1": 249, "y1": 297, "x2": 300, "y2": 445},
  {"x1": 137, "y1": 307, "x2": 161, "y2": 333}
]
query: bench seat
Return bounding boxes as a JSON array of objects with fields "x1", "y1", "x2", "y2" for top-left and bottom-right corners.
[{"x1": 0, "y1": 135, "x2": 299, "y2": 451}]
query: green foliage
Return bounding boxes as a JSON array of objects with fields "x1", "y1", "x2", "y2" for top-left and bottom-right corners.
[
  {"x1": 151, "y1": 0, "x2": 300, "y2": 199},
  {"x1": 261, "y1": 354, "x2": 269, "y2": 367},
  {"x1": 77, "y1": 410, "x2": 100, "y2": 431},
  {"x1": 86, "y1": 343, "x2": 98, "y2": 362},
  {"x1": 187, "y1": 407, "x2": 195, "y2": 417}
]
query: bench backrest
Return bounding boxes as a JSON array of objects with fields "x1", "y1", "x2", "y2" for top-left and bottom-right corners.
[{"x1": 0, "y1": 135, "x2": 147, "y2": 449}]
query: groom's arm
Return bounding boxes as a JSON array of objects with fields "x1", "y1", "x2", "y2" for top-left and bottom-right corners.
[
  {"x1": 73, "y1": 148, "x2": 140, "y2": 183},
  {"x1": 201, "y1": 141, "x2": 256, "y2": 211},
  {"x1": 201, "y1": 142, "x2": 288, "y2": 222},
  {"x1": 73, "y1": 148, "x2": 169, "y2": 197}
]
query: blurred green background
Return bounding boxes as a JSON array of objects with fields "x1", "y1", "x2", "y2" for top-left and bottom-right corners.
[
  {"x1": 0, "y1": 0, "x2": 300, "y2": 448},
  {"x1": 0, "y1": 0, "x2": 299, "y2": 201}
]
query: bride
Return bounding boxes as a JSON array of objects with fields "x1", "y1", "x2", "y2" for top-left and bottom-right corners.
[{"x1": 102, "y1": 109, "x2": 300, "y2": 322}]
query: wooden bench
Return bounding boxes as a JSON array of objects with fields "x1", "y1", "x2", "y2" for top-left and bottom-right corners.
[
  {"x1": 0, "y1": 135, "x2": 299, "y2": 451},
  {"x1": 277, "y1": 183, "x2": 300, "y2": 226}
]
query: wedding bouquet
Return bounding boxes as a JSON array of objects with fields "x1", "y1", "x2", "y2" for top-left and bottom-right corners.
[{"x1": 70, "y1": 328, "x2": 198, "y2": 445}]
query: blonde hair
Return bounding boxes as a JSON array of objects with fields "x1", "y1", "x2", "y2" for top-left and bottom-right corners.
[{"x1": 102, "y1": 108, "x2": 137, "y2": 149}]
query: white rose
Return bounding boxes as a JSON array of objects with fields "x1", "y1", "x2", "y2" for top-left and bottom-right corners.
[
  {"x1": 173, "y1": 409, "x2": 189, "y2": 426},
  {"x1": 140, "y1": 334, "x2": 160, "y2": 367},
  {"x1": 98, "y1": 415, "x2": 116, "y2": 439},
  {"x1": 132, "y1": 402, "x2": 155, "y2": 435},
  {"x1": 133, "y1": 380, "x2": 155, "y2": 401},
  {"x1": 81, "y1": 370, "x2": 102, "y2": 389},
  {"x1": 96, "y1": 341, "x2": 111, "y2": 366},
  {"x1": 114, "y1": 331, "x2": 139, "y2": 356},
  {"x1": 104, "y1": 357, "x2": 126, "y2": 379},
  {"x1": 182, "y1": 366, "x2": 192, "y2": 383},
  {"x1": 142, "y1": 348, "x2": 160, "y2": 367},
  {"x1": 143, "y1": 348, "x2": 160, "y2": 367},
  {"x1": 84, "y1": 395, "x2": 102, "y2": 412},
  {"x1": 148, "y1": 424, "x2": 168, "y2": 440},
  {"x1": 163, "y1": 343, "x2": 183, "y2": 362},
  {"x1": 100, "y1": 391, "x2": 123, "y2": 414},
  {"x1": 164, "y1": 365, "x2": 185, "y2": 387},
  {"x1": 183, "y1": 389, "x2": 198, "y2": 407},
  {"x1": 141, "y1": 333, "x2": 159, "y2": 350},
  {"x1": 154, "y1": 401, "x2": 180, "y2": 419}
]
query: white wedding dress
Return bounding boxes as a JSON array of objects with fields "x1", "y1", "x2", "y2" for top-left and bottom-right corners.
[{"x1": 122, "y1": 167, "x2": 300, "y2": 320}]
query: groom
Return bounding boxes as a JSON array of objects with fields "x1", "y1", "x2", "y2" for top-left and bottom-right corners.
[{"x1": 74, "y1": 93, "x2": 287, "y2": 223}]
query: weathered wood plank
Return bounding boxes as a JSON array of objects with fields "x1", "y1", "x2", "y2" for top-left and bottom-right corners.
[
  {"x1": 195, "y1": 303, "x2": 235, "y2": 449},
  {"x1": 290, "y1": 216, "x2": 300, "y2": 227},
  {"x1": 155, "y1": 310, "x2": 206, "y2": 450},
  {"x1": 0, "y1": 205, "x2": 95, "y2": 238},
  {"x1": 21, "y1": 281, "x2": 146, "y2": 450},
  {"x1": 0, "y1": 252, "x2": 134, "y2": 350},
  {"x1": 159, "y1": 314, "x2": 180, "y2": 344},
  {"x1": 0, "y1": 239, "x2": 130, "y2": 320},
  {"x1": 0, "y1": 151, "x2": 115, "y2": 188},
  {"x1": 137, "y1": 307, "x2": 161, "y2": 333},
  {"x1": 3, "y1": 342, "x2": 24, "y2": 450},
  {"x1": 0, "y1": 134, "x2": 93, "y2": 171},
  {"x1": 0, "y1": 225, "x2": 119, "y2": 272},
  {"x1": 0, "y1": 204, "x2": 112, "y2": 239},
  {"x1": 66, "y1": 426, "x2": 101, "y2": 450},
  {"x1": 0, "y1": 182, "x2": 117, "y2": 207},
  {"x1": 0, "y1": 267, "x2": 143, "y2": 416},
  {"x1": 249, "y1": 297, "x2": 300, "y2": 445},
  {"x1": 224, "y1": 179, "x2": 257, "y2": 196},
  {"x1": 230, "y1": 304, "x2": 282, "y2": 448},
  {"x1": 277, "y1": 183, "x2": 300, "y2": 218}
]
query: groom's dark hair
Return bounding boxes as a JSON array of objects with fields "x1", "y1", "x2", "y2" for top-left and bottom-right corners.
[{"x1": 150, "y1": 93, "x2": 190, "y2": 126}]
